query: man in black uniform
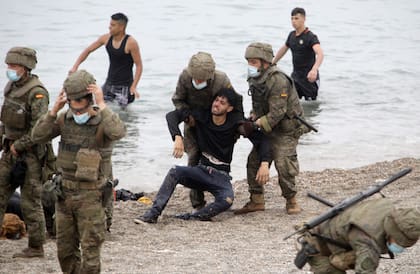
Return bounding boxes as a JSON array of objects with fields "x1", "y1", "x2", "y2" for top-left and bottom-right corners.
[
  {"x1": 272, "y1": 7, "x2": 324, "y2": 100},
  {"x1": 69, "y1": 12, "x2": 143, "y2": 107},
  {"x1": 134, "y1": 88, "x2": 270, "y2": 223}
]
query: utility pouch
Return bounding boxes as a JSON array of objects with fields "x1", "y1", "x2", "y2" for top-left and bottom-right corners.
[
  {"x1": 0, "y1": 101, "x2": 27, "y2": 129},
  {"x1": 101, "y1": 179, "x2": 114, "y2": 207},
  {"x1": 74, "y1": 148, "x2": 101, "y2": 182},
  {"x1": 10, "y1": 157, "x2": 27, "y2": 189},
  {"x1": 43, "y1": 174, "x2": 64, "y2": 202},
  {"x1": 329, "y1": 251, "x2": 356, "y2": 271}
]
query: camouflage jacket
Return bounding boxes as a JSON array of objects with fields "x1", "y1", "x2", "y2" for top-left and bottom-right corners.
[
  {"x1": 171, "y1": 69, "x2": 243, "y2": 113},
  {"x1": 247, "y1": 65, "x2": 303, "y2": 134},
  {"x1": 317, "y1": 199, "x2": 394, "y2": 255},
  {"x1": 31, "y1": 107, "x2": 126, "y2": 181},
  {"x1": 0, "y1": 75, "x2": 49, "y2": 153}
]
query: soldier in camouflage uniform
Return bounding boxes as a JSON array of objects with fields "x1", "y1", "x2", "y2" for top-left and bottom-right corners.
[
  {"x1": 304, "y1": 198, "x2": 420, "y2": 273},
  {"x1": 235, "y1": 42, "x2": 308, "y2": 215},
  {"x1": 31, "y1": 70, "x2": 126, "y2": 274},
  {"x1": 0, "y1": 47, "x2": 49, "y2": 258},
  {"x1": 171, "y1": 52, "x2": 243, "y2": 210}
]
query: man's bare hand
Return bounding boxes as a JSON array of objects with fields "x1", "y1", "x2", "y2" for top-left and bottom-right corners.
[
  {"x1": 87, "y1": 84, "x2": 106, "y2": 109},
  {"x1": 172, "y1": 135, "x2": 184, "y2": 158},
  {"x1": 130, "y1": 86, "x2": 140, "y2": 99},
  {"x1": 256, "y1": 162, "x2": 269, "y2": 185},
  {"x1": 10, "y1": 144, "x2": 18, "y2": 156},
  {"x1": 307, "y1": 69, "x2": 318, "y2": 83},
  {"x1": 51, "y1": 89, "x2": 67, "y2": 116}
]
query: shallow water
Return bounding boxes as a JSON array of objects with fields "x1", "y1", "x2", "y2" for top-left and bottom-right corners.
[{"x1": 1, "y1": 0, "x2": 419, "y2": 191}]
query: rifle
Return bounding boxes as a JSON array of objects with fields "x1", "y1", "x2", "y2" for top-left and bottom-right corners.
[{"x1": 284, "y1": 167, "x2": 412, "y2": 240}]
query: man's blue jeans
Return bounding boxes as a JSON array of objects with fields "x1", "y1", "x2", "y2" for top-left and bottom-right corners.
[{"x1": 149, "y1": 165, "x2": 234, "y2": 219}]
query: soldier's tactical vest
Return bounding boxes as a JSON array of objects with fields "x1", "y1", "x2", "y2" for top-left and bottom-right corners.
[
  {"x1": 248, "y1": 66, "x2": 303, "y2": 122},
  {"x1": 56, "y1": 110, "x2": 113, "y2": 182},
  {"x1": 0, "y1": 76, "x2": 45, "y2": 140},
  {"x1": 182, "y1": 70, "x2": 237, "y2": 110},
  {"x1": 322, "y1": 199, "x2": 393, "y2": 253}
]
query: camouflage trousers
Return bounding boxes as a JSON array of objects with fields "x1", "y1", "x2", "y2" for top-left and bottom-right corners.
[
  {"x1": 183, "y1": 125, "x2": 206, "y2": 209},
  {"x1": 0, "y1": 151, "x2": 45, "y2": 248},
  {"x1": 104, "y1": 191, "x2": 113, "y2": 231},
  {"x1": 247, "y1": 133, "x2": 299, "y2": 199},
  {"x1": 56, "y1": 187, "x2": 105, "y2": 274}
]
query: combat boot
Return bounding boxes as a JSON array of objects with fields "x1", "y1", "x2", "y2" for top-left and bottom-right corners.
[
  {"x1": 13, "y1": 246, "x2": 44, "y2": 258},
  {"x1": 286, "y1": 196, "x2": 301, "y2": 215},
  {"x1": 234, "y1": 194, "x2": 265, "y2": 215}
]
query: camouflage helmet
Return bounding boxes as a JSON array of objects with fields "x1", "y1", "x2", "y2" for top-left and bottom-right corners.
[
  {"x1": 244, "y1": 42, "x2": 274, "y2": 63},
  {"x1": 64, "y1": 70, "x2": 96, "y2": 100},
  {"x1": 5, "y1": 47, "x2": 37, "y2": 70},
  {"x1": 187, "y1": 52, "x2": 216, "y2": 80},
  {"x1": 384, "y1": 207, "x2": 420, "y2": 247}
]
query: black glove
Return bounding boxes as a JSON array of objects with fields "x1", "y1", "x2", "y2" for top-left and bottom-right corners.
[
  {"x1": 239, "y1": 120, "x2": 258, "y2": 137},
  {"x1": 10, "y1": 157, "x2": 27, "y2": 189}
]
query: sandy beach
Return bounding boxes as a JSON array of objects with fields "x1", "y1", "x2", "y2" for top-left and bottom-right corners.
[{"x1": 1, "y1": 157, "x2": 419, "y2": 273}]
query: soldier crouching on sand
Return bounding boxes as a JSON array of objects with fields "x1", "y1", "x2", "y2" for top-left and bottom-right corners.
[{"x1": 302, "y1": 199, "x2": 420, "y2": 274}]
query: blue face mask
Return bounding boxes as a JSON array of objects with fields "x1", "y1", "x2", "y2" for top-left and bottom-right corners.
[
  {"x1": 247, "y1": 65, "x2": 260, "y2": 78},
  {"x1": 6, "y1": 69, "x2": 21, "y2": 82},
  {"x1": 72, "y1": 112, "x2": 90, "y2": 125},
  {"x1": 192, "y1": 79, "x2": 207, "y2": 90},
  {"x1": 387, "y1": 242, "x2": 405, "y2": 254}
]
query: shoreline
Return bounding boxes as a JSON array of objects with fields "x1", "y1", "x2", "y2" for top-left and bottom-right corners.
[{"x1": 1, "y1": 157, "x2": 419, "y2": 273}]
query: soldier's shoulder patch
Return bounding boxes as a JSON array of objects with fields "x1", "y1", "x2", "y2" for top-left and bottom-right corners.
[
  {"x1": 35, "y1": 94, "x2": 44, "y2": 99},
  {"x1": 280, "y1": 89, "x2": 288, "y2": 97}
]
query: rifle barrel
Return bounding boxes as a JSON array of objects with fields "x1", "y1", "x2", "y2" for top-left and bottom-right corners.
[
  {"x1": 307, "y1": 192, "x2": 335, "y2": 207},
  {"x1": 295, "y1": 116, "x2": 318, "y2": 133}
]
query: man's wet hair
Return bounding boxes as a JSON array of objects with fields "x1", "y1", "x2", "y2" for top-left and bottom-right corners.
[
  {"x1": 111, "y1": 13, "x2": 128, "y2": 25},
  {"x1": 214, "y1": 88, "x2": 237, "y2": 107},
  {"x1": 291, "y1": 7, "x2": 306, "y2": 17}
]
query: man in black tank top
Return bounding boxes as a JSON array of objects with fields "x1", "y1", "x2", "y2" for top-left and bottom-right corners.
[
  {"x1": 272, "y1": 7, "x2": 324, "y2": 100},
  {"x1": 70, "y1": 12, "x2": 143, "y2": 108}
]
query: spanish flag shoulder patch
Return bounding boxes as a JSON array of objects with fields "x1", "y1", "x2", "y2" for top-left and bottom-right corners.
[
  {"x1": 280, "y1": 89, "x2": 288, "y2": 97},
  {"x1": 35, "y1": 94, "x2": 44, "y2": 99}
]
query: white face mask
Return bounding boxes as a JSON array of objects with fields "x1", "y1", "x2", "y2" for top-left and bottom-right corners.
[
  {"x1": 247, "y1": 65, "x2": 260, "y2": 78},
  {"x1": 6, "y1": 69, "x2": 22, "y2": 82},
  {"x1": 387, "y1": 242, "x2": 405, "y2": 254},
  {"x1": 192, "y1": 79, "x2": 207, "y2": 90},
  {"x1": 72, "y1": 112, "x2": 90, "y2": 125}
]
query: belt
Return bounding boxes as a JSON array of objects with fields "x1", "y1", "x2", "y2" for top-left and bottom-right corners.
[
  {"x1": 198, "y1": 164, "x2": 231, "y2": 180},
  {"x1": 62, "y1": 179, "x2": 103, "y2": 190},
  {"x1": 202, "y1": 152, "x2": 229, "y2": 166},
  {"x1": 59, "y1": 142, "x2": 81, "y2": 152}
]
